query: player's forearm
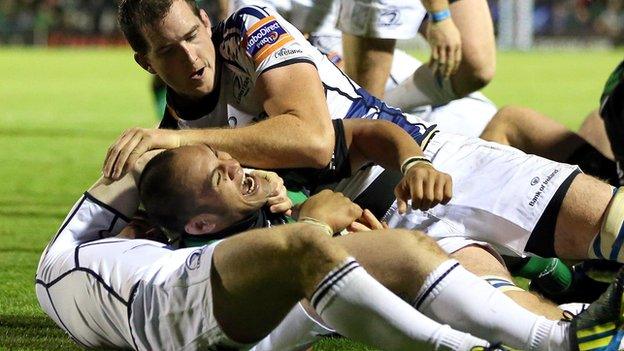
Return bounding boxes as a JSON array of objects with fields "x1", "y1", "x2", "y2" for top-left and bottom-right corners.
[
  {"x1": 180, "y1": 114, "x2": 335, "y2": 169},
  {"x1": 88, "y1": 174, "x2": 140, "y2": 219},
  {"x1": 350, "y1": 119, "x2": 424, "y2": 171}
]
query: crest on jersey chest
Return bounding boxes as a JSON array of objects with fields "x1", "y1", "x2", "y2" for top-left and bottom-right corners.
[{"x1": 232, "y1": 74, "x2": 253, "y2": 104}]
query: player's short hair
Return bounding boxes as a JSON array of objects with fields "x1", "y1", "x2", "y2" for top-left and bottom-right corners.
[
  {"x1": 117, "y1": 0, "x2": 201, "y2": 54},
  {"x1": 138, "y1": 149, "x2": 214, "y2": 235}
]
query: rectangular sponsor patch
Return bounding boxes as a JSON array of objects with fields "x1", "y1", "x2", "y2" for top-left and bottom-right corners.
[{"x1": 243, "y1": 16, "x2": 294, "y2": 64}]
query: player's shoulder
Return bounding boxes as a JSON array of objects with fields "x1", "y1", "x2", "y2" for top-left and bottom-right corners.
[{"x1": 223, "y1": 5, "x2": 281, "y2": 33}]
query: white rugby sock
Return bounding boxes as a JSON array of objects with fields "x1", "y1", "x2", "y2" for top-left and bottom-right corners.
[
  {"x1": 415, "y1": 260, "x2": 569, "y2": 351},
  {"x1": 311, "y1": 257, "x2": 489, "y2": 351},
  {"x1": 384, "y1": 65, "x2": 459, "y2": 109},
  {"x1": 250, "y1": 302, "x2": 334, "y2": 351}
]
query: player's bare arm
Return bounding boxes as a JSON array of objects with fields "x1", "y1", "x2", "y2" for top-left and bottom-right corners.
[
  {"x1": 342, "y1": 118, "x2": 452, "y2": 213},
  {"x1": 103, "y1": 63, "x2": 334, "y2": 180}
]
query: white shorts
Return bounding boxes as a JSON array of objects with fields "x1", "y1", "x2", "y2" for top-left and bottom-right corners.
[
  {"x1": 338, "y1": 0, "x2": 426, "y2": 39},
  {"x1": 335, "y1": 133, "x2": 579, "y2": 257},
  {"x1": 128, "y1": 241, "x2": 250, "y2": 351},
  {"x1": 409, "y1": 93, "x2": 497, "y2": 138},
  {"x1": 385, "y1": 132, "x2": 579, "y2": 256},
  {"x1": 290, "y1": 0, "x2": 341, "y2": 36}
]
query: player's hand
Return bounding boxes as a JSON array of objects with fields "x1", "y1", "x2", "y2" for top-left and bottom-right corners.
[
  {"x1": 298, "y1": 190, "x2": 363, "y2": 233},
  {"x1": 426, "y1": 17, "x2": 462, "y2": 78},
  {"x1": 103, "y1": 128, "x2": 182, "y2": 180},
  {"x1": 394, "y1": 163, "x2": 452, "y2": 213},
  {"x1": 249, "y1": 170, "x2": 293, "y2": 215},
  {"x1": 347, "y1": 209, "x2": 388, "y2": 232},
  {"x1": 118, "y1": 210, "x2": 168, "y2": 242}
]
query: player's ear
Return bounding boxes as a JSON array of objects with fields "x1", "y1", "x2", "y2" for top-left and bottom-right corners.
[
  {"x1": 185, "y1": 214, "x2": 216, "y2": 235},
  {"x1": 134, "y1": 53, "x2": 156, "y2": 74},
  {"x1": 199, "y1": 9, "x2": 211, "y2": 33}
]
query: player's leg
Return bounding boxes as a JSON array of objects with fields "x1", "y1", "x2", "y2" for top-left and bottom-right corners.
[
  {"x1": 481, "y1": 106, "x2": 618, "y2": 184},
  {"x1": 480, "y1": 105, "x2": 586, "y2": 162},
  {"x1": 342, "y1": 33, "x2": 396, "y2": 98},
  {"x1": 338, "y1": 0, "x2": 424, "y2": 98},
  {"x1": 211, "y1": 223, "x2": 489, "y2": 350},
  {"x1": 578, "y1": 109, "x2": 614, "y2": 160},
  {"x1": 335, "y1": 230, "x2": 571, "y2": 351},
  {"x1": 384, "y1": 0, "x2": 495, "y2": 108},
  {"x1": 447, "y1": 0, "x2": 496, "y2": 97},
  {"x1": 450, "y1": 245, "x2": 564, "y2": 320},
  {"x1": 552, "y1": 174, "x2": 617, "y2": 260}
]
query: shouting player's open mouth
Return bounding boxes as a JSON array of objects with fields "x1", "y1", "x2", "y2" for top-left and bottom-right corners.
[{"x1": 241, "y1": 173, "x2": 258, "y2": 197}]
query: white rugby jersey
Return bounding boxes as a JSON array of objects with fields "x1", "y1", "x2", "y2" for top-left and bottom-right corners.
[
  {"x1": 35, "y1": 194, "x2": 222, "y2": 350},
  {"x1": 161, "y1": 5, "x2": 438, "y2": 147}
]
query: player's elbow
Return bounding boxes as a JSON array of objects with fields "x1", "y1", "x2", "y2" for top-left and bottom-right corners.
[{"x1": 304, "y1": 135, "x2": 334, "y2": 168}]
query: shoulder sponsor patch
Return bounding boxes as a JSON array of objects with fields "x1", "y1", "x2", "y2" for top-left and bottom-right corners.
[{"x1": 242, "y1": 16, "x2": 294, "y2": 65}]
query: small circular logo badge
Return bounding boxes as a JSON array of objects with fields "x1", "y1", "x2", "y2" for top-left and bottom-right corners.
[
  {"x1": 531, "y1": 177, "x2": 540, "y2": 186},
  {"x1": 185, "y1": 249, "x2": 203, "y2": 270},
  {"x1": 228, "y1": 116, "x2": 238, "y2": 128}
]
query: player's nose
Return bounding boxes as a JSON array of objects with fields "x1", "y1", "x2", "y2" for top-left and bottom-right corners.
[{"x1": 223, "y1": 159, "x2": 241, "y2": 181}]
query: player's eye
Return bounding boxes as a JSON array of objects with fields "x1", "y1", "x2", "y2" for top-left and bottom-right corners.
[{"x1": 158, "y1": 46, "x2": 172, "y2": 55}]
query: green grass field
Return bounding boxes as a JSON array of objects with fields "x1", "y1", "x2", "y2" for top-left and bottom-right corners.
[{"x1": 0, "y1": 47, "x2": 622, "y2": 350}]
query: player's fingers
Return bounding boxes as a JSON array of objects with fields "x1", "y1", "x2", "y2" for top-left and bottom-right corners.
[
  {"x1": 444, "y1": 46, "x2": 455, "y2": 77},
  {"x1": 104, "y1": 129, "x2": 138, "y2": 178},
  {"x1": 437, "y1": 46, "x2": 448, "y2": 78},
  {"x1": 434, "y1": 175, "x2": 446, "y2": 206},
  {"x1": 452, "y1": 46, "x2": 462, "y2": 74},
  {"x1": 429, "y1": 45, "x2": 439, "y2": 72},
  {"x1": 270, "y1": 200, "x2": 293, "y2": 214},
  {"x1": 116, "y1": 140, "x2": 150, "y2": 180},
  {"x1": 410, "y1": 179, "x2": 424, "y2": 210},
  {"x1": 114, "y1": 135, "x2": 144, "y2": 180},
  {"x1": 421, "y1": 176, "x2": 436, "y2": 210},
  {"x1": 103, "y1": 129, "x2": 132, "y2": 177},
  {"x1": 442, "y1": 176, "x2": 453, "y2": 204},
  {"x1": 394, "y1": 185, "x2": 409, "y2": 214},
  {"x1": 348, "y1": 221, "x2": 371, "y2": 233},
  {"x1": 361, "y1": 209, "x2": 384, "y2": 230}
]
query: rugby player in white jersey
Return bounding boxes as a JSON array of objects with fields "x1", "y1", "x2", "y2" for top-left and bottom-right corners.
[
  {"x1": 38, "y1": 149, "x2": 510, "y2": 351},
  {"x1": 337, "y1": 0, "x2": 496, "y2": 107},
  {"x1": 230, "y1": 0, "x2": 497, "y2": 137},
  {"x1": 102, "y1": 0, "x2": 624, "y2": 346},
  {"x1": 131, "y1": 118, "x2": 624, "y2": 351}
]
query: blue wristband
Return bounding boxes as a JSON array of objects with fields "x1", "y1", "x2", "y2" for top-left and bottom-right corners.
[{"x1": 430, "y1": 9, "x2": 451, "y2": 22}]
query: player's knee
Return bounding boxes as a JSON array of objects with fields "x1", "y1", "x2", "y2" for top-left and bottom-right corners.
[
  {"x1": 388, "y1": 229, "x2": 449, "y2": 272},
  {"x1": 457, "y1": 55, "x2": 495, "y2": 93},
  {"x1": 399, "y1": 229, "x2": 446, "y2": 255},
  {"x1": 471, "y1": 64, "x2": 495, "y2": 89},
  {"x1": 285, "y1": 228, "x2": 347, "y2": 290},
  {"x1": 481, "y1": 105, "x2": 522, "y2": 143}
]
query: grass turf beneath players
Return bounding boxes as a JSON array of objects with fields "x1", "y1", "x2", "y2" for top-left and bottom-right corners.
[{"x1": 0, "y1": 47, "x2": 622, "y2": 350}]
